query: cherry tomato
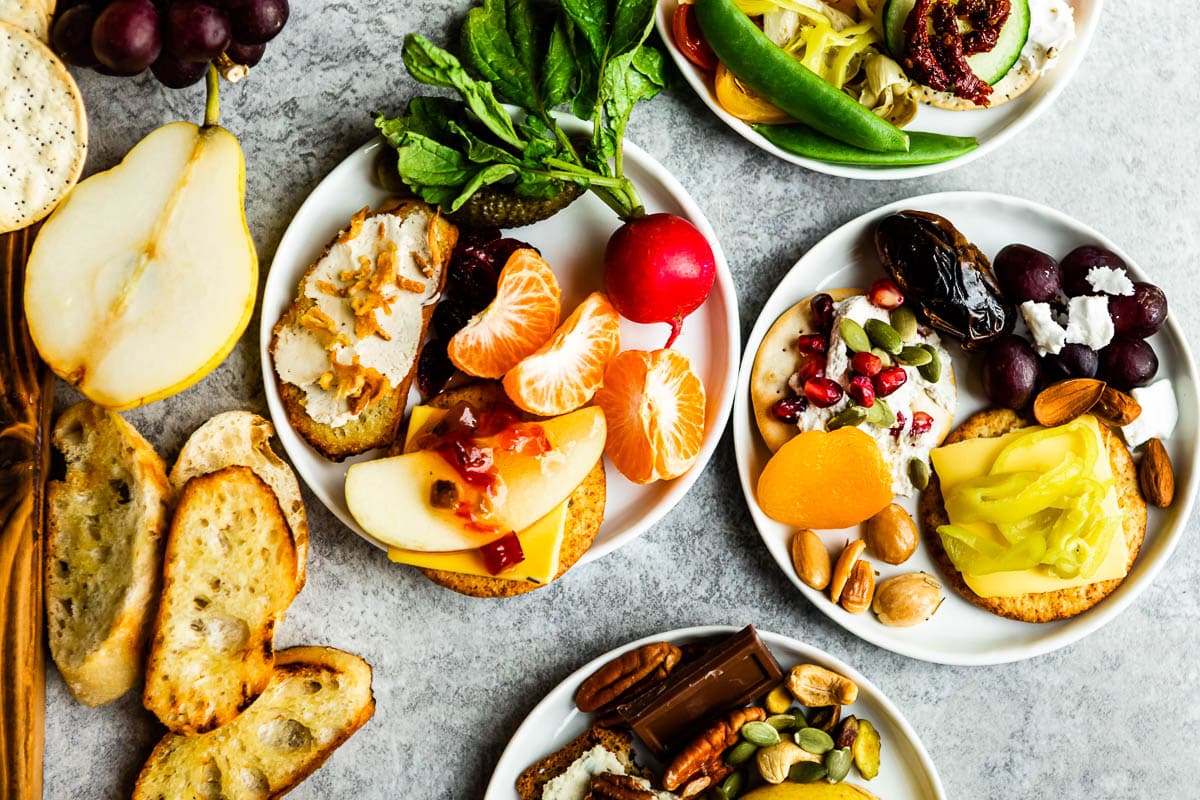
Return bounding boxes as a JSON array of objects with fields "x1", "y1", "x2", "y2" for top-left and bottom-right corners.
[{"x1": 672, "y1": 3, "x2": 717, "y2": 72}]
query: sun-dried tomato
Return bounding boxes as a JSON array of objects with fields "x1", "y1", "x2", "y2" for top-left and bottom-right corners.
[
  {"x1": 959, "y1": 0, "x2": 1011, "y2": 55},
  {"x1": 903, "y1": 0, "x2": 1004, "y2": 105},
  {"x1": 902, "y1": 0, "x2": 950, "y2": 92},
  {"x1": 931, "y1": 1, "x2": 992, "y2": 104}
]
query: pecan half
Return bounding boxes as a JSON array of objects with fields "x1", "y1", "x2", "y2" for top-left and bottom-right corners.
[
  {"x1": 576, "y1": 642, "x2": 682, "y2": 713},
  {"x1": 662, "y1": 707, "x2": 765, "y2": 791},
  {"x1": 585, "y1": 773, "x2": 656, "y2": 800}
]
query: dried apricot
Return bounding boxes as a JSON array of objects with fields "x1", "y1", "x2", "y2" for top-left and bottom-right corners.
[{"x1": 755, "y1": 428, "x2": 891, "y2": 529}]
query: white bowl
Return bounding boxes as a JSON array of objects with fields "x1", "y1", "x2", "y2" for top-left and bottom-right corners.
[
  {"x1": 261, "y1": 130, "x2": 739, "y2": 567},
  {"x1": 655, "y1": 0, "x2": 1102, "y2": 180},
  {"x1": 733, "y1": 191, "x2": 1200, "y2": 664}
]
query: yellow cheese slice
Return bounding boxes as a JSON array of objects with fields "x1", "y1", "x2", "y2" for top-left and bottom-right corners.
[
  {"x1": 930, "y1": 415, "x2": 1128, "y2": 598},
  {"x1": 385, "y1": 405, "x2": 568, "y2": 584}
]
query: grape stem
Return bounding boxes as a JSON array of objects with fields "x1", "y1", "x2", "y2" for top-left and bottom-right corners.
[{"x1": 203, "y1": 65, "x2": 220, "y2": 128}]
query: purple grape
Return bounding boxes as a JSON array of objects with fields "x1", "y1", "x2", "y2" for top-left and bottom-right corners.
[
  {"x1": 981, "y1": 334, "x2": 1041, "y2": 409},
  {"x1": 224, "y1": 39, "x2": 265, "y2": 66},
  {"x1": 51, "y1": 4, "x2": 101, "y2": 66},
  {"x1": 150, "y1": 53, "x2": 209, "y2": 88},
  {"x1": 1109, "y1": 282, "x2": 1168, "y2": 339},
  {"x1": 1099, "y1": 339, "x2": 1158, "y2": 390},
  {"x1": 994, "y1": 244, "x2": 1061, "y2": 303},
  {"x1": 165, "y1": 0, "x2": 231, "y2": 62},
  {"x1": 1041, "y1": 343, "x2": 1098, "y2": 382},
  {"x1": 416, "y1": 338, "x2": 454, "y2": 399},
  {"x1": 1061, "y1": 245, "x2": 1128, "y2": 297},
  {"x1": 228, "y1": 0, "x2": 288, "y2": 45},
  {"x1": 91, "y1": 0, "x2": 160, "y2": 74}
]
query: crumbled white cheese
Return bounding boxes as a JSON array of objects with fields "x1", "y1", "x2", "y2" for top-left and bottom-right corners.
[
  {"x1": 1087, "y1": 266, "x2": 1135, "y2": 296},
  {"x1": 540, "y1": 746, "x2": 627, "y2": 800},
  {"x1": 1122, "y1": 380, "x2": 1179, "y2": 449},
  {"x1": 1022, "y1": 0, "x2": 1076, "y2": 75},
  {"x1": 1064, "y1": 296, "x2": 1114, "y2": 350},
  {"x1": 1020, "y1": 301, "x2": 1067, "y2": 356}
]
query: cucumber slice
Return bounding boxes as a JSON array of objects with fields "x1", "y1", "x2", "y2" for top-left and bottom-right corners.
[{"x1": 883, "y1": 0, "x2": 1031, "y2": 86}]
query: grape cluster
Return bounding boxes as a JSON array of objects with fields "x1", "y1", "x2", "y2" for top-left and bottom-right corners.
[{"x1": 50, "y1": 0, "x2": 289, "y2": 88}]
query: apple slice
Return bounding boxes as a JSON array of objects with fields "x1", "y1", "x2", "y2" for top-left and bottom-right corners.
[
  {"x1": 345, "y1": 406, "x2": 606, "y2": 552},
  {"x1": 24, "y1": 106, "x2": 256, "y2": 409}
]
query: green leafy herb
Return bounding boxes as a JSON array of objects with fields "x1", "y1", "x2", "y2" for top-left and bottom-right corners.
[{"x1": 376, "y1": 0, "x2": 663, "y2": 220}]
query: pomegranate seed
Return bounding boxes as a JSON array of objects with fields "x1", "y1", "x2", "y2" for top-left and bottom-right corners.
[
  {"x1": 771, "y1": 395, "x2": 808, "y2": 422},
  {"x1": 804, "y1": 377, "x2": 844, "y2": 408},
  {"x1": 851, "y1": 352, "x2": 883, "y2": 377},
  {"x1": 848, "y1": 375, "x2": 875, "y2": 408},
  {"x1": 796, "y1": 333, "x2": 828, "y2": 355},
  {"x1": 868, "y1": 278, "x2": 905, "y2": 310},
  {"x1": 910, "y1": 411, "x2": 934, "y2": 437},
  {"x1": 873, "y1": 366, "x2": 908, "y2": 397},
  {"x1": 810, "y1": 293, "x2": 835, "y2": 332},
  {"x1": 890, "y1": 411, "x2": 907, "y2": 439},
  {"x1": 480, "y1": 532, "x2": 525, "y2": 575},
  {"x1": 794, "y1": 352, "x2": 826, "y2": 382}
]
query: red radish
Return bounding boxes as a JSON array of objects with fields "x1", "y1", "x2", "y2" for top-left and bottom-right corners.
[{"x1": 604, "y1": 213, "x2": 717, "y2": 348}]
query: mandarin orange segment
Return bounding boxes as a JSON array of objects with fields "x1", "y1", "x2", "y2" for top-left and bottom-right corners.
[
  {"x1": 756, "y1": 428, "x2": 892, "y2": 529},
  {"x1": 594, "y1": 349, "x2": 707, "y2": 484},
  {"x1": 448, "y1": 248, "x2": 562, "y2": 379},
  {"x1": 502, "y1": 292, "x2": 621, "y2": 416}
]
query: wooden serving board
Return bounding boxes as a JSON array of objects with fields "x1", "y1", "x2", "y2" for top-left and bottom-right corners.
[{"x1": 0, "y1": 226, "x2": 52, "y2": 800}]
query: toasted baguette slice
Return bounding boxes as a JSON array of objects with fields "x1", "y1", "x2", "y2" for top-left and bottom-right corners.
[
  {"x1": 44, "y1": 401, "x2": 172, "y2": 707},
  {"x1": 516, "y1": 726, "x2": 641, "y2": 800},
  {"x1": 171, "y1": 411, "x2": 308, "y2": 589},
  {"x1": 134, "y1": 646, "x2": 375, "y2": 800},
  {"x1": 270, "y1": 200, "x2": 458, "y2": 461},
  {"x1": 143, "y1": 466, "x2": 297, "y2": 735}
]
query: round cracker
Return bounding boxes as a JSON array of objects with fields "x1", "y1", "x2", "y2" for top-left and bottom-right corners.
[
  {"x1": 916, "y1": 64, "x2": 1040, "y2": 111},
  {"x1": 0, "y1": 0, "x2": 49, "y2": 40},
  {"x1": 919, "y1": 408, "x2": 1148, "y2": 623},
  {"x1": 0, "y1": 21, "x2": 87, "y2": 234}
]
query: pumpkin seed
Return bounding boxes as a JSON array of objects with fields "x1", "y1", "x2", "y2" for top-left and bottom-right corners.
[
  {"x1": 788, "y1": 761, "x2": 828, "y2": 783},
  {"x1": 865, "y1": 398, "x2": 895, "y2": 428},
  {"x1": 917, "y1": 345, "x2": 942, "y2": 382},
  {"x1": 864, "y1": 319, "x2": 902, "y2": 354},
  {"x1": 741, "y1": 721, "x2": 781, "y2": 747},
  {"x1": 871, "y1": 347, "x2": 893, "y2": 367},
  {"x1": 796, "y1": 727, "x2": 835, "y2": 755},
  {"x1": 766, "y1": 714, "x2": 798, "y2": 731},
  {"x1": 721, "y1": 771, "x2": 746, "y2": 799},
  {"x1": 895, "y1": 345, "x2": 932, "y2": 367},
  {"x1": 825, "y1": 747, "x2": 853, "y2": 783},
  {"x1": 725, "y1": 741, "x2": 758, "y2": 767},
  {"x1": 908, "y1": 458, "x2": 930, "y2": 490},
  {"x1": 839, "y1": 318, "x2": 871, "y2": 353},
  {"x1": 889, "y1": 306, "x2": 919, "y2": 342},
  {"x1": 826, "y1": 406, "x2": 868, "y2": 431}
]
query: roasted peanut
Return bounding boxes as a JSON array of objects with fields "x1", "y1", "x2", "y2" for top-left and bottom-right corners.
[
  {"x1": 872, "y1": 572, "x2": 943, "y2": 627},
  {"x1": 839, "y1": 561, "x2": 875, "y2": 615},
  {"x1": 791, "y1": 529, "x2": 831, "y2": 591},
  {"x1": 863, "y1": 504, "x2": 919, "y2": 565},
  {"x1": 829, "y1": 540, "x2": 865, "y2": 603}
]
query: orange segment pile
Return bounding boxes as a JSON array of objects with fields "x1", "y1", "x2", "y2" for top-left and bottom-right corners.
[
  {"x1": 502, "y1": 292, "x2": 621, "y2": 416},
  {"x1": 756, "y1": 428, "x2": 891, "y2": 529},
  {"x1": 594, "y1": 349, "x2": 707, "y2": 484},
  {"x1": 448, "y1": 249, "x2": 561, "y2": 379}
]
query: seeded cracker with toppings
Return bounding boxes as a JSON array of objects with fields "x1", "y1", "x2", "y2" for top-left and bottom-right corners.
[{"x1": 270, "y1": 200, "x2": 458, "y2": 460}]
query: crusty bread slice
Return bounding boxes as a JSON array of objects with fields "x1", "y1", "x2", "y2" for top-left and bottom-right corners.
[
  {"x1": 44, "y1": 401, "x2": 173, "y2": 707},
  {"x1": 133, "y1": 645, "x2": 375, "y2": 800},
  {"x1": 516, "y1": 726, "x2": 641, "y2": 800},
  {"x1": 143, "y1": 466, "x2": 297, "y2": 735},
  {"x1": 170, "y1": 411, "x2": 308, "y2": 589},
  {"x1": 270, "y1": 200, "x2": 458, "y2": 461}
]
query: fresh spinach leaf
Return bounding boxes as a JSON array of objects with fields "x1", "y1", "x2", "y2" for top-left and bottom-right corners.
[
  {"x1": 541, "y1": 19, "x2": 578, "y2": 110},
  {"x1": 393, "y1": 132, "x2": 472, "y2": 205},
  {"x1": 447, "y1": 120, "x2": 523, "y2": 166},
  {"x1": 461, "y1": 0, "x2": 538, "y2": 111},
  {"x1": 560, "y1": 0, "x2": 608, "y2": 57},
  {"x1": 608, "y1": 0, "x2": 656, "y2": 59}
]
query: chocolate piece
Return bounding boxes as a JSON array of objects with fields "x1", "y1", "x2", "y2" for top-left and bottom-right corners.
[{"x1": 617, "y1": 626, "x2": 783, "y2": 756}]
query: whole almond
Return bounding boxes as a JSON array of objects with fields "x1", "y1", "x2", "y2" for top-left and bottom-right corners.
[
  {"x1": 1140, "y1": 438, "x2": 1175, "y2": 507},
  {"x1": 1033, "y1": 379, "x2": 1106, "y2": 427},
  {"x1": 839, "y1": 561, "x2": 875, "y2": 615},
  {"x1": 1093, "y1": 386, "x2": 1142, "y2": 426},
  {"x1": 791, "y1": 529, "x2": 831, "y2": 591},
  {"x1": 829, "y1": 539, "x2": 866, "y2": 604}
]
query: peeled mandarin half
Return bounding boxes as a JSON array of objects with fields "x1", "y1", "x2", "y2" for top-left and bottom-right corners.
[{"x1": 756, "y1": 428, "x2": 892, "y2": 530}]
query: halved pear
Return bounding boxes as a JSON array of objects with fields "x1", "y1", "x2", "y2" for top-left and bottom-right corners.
[{"x1": 24, "y1": 120, "x2": 257, "y2": 409}]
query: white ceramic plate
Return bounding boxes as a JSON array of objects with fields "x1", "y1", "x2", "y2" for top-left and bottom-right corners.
[
  {"x1": 484, "y1": 625, "x2": 946, "y2": 799},
  {"x1": 261, "y1": 131, "x2": 739, "y2": 566},
  {"x1": 654, "y1": 0, "x2": 1101, "y2": 180},
  {"x1": 733, "y1": 192, "x2": 1200, "y2": 665}
]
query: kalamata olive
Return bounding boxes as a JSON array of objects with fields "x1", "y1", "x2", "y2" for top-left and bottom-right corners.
[
  {"x1": 1041, "y1": 343, "x2": 1098, "y2": 381},
  {"x1": 1061, "y1": 245, "x2": 1127, "y2": 297},
  {"x1": 1098, "y1": 338, "x2": 1159, "y2": 390},
  {"x1": 1109, "y1": 282, "x2": 1168, "y2": 339},
  {"x1": 981, "y1": 334, "x2": 1041, "y2": 409},
  {"x1": 993, "y1": 244, "x2": 1061, "y2": 303}
]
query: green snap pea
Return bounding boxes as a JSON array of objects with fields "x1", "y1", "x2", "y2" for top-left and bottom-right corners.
[
  {"x1": 695, "y1": 0, "x2": 909, "y2": 153},
  {"x1": 754, "y1": 123, "x2": 979, "y2": 166}
]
